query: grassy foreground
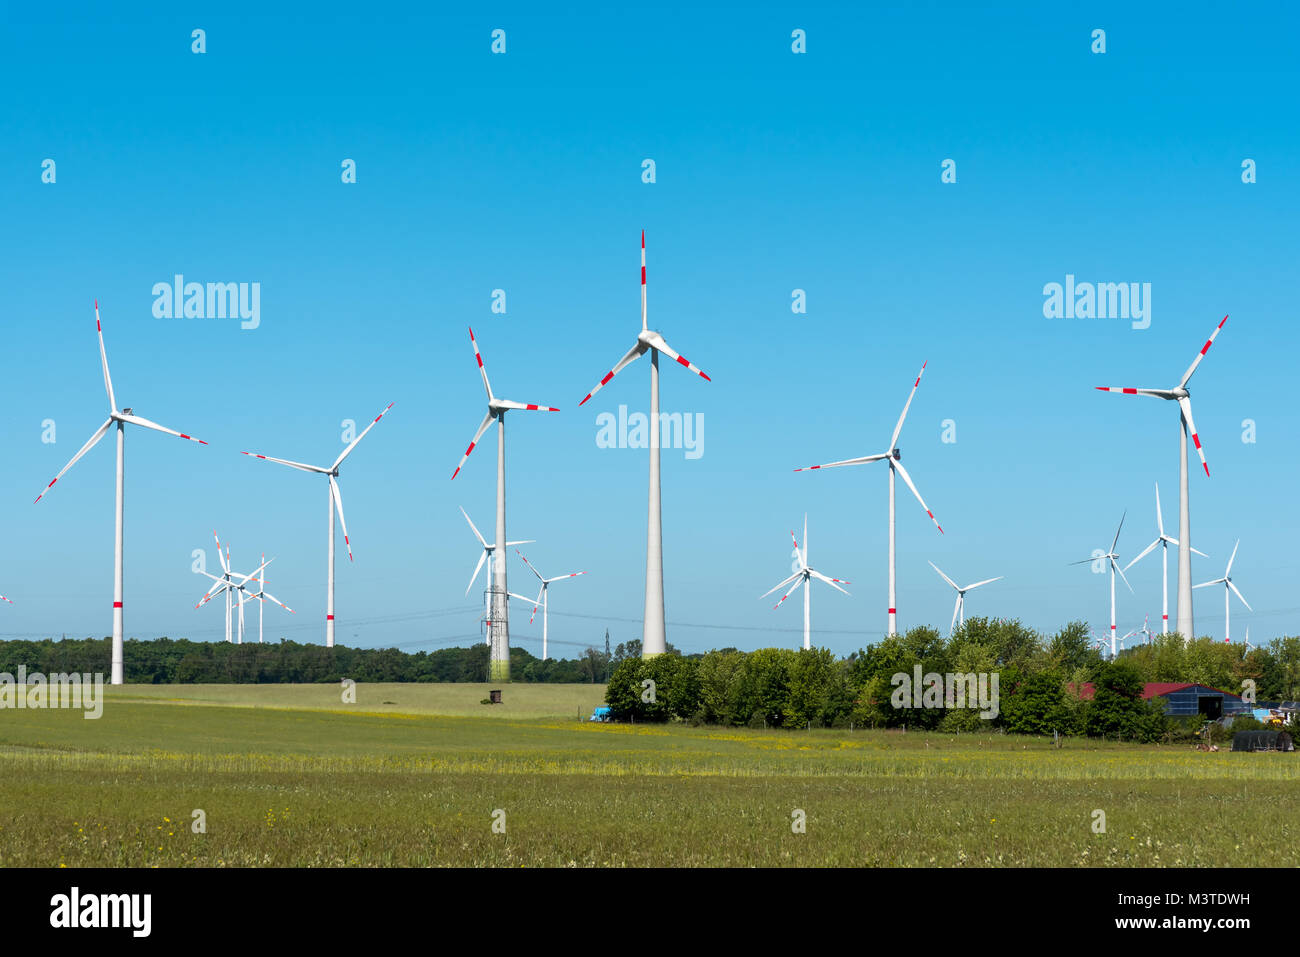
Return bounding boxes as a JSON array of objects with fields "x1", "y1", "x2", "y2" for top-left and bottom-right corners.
[{"x1": 1, "y1": 683, "x2": 1296, "y2": 867}]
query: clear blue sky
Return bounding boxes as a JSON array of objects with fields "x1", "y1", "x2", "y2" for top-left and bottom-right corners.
[{"x1": 1, "y1": 2, "x2": 1297, "y2": 656}]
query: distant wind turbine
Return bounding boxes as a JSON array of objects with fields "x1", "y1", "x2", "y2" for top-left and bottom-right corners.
[
  {"x1": 1123, "y1": 483, "x2": 1207, "y2": 634},
  {"x1": 760, "y1": 515, "x2": 850, "y2": 650},
  {"x1": 928, "y1": 562, "x2": 1002, "y2": 636},
  {"x1": 515, "y1": 549, "x2": 587, "y2": 662},
  {"x1": 1071, "y1": 512, "x2": 1134, "y2": 658},
  {"x1": 1194, "y1": 540, "x2": 1251, "y2": 643},
  {"x1": 795, "y1": 362, "x2": 943, "y2": 635}
]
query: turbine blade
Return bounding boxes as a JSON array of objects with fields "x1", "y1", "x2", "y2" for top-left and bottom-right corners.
[
  {"x1": 516, "y1": 549, "x2": 546, "y2": 584},
  {"x1": 545, "y1": 571, "x2": 586, "y2": 583},
  {"x1": 578, "y1": 340, "x2": 647, "y2": 407},
  {"x1": 808, "y1": 569, "x2": 850, "y2": 595},
  {"x1": 1191, "y1": 546, "x2": 1209, "y2": 558},
  {"x1": 466, "y1": 550, "x2": 487, "y2": 596},
  {"x1": 240, "y1": 451, "x2": 331, "y2": 474},
  {"x1": 494, "y1": 399, "x2": 561, "y2": 412},
  {"x1": 1110, "y1": 510, "x2": 1126, "y2": 555},
  {"x1": 928, "y1": 561, "x2": 959, "y2": 591},
  {"x1": 1227, "y1": 580, "x2": 1251, "y2": 611},
  {"x1": 34, "y1": 418, "x2": 113, "y2": 503},
  {"x1": 889, "y1": 361, "x2": 927, "y2": 451},
  {"x1": 460, "y1": 507, "x2": 489, "y2": 548},
  {"x1": 1177, "y1": 396, "x2": 1209, "y2": 477},
  {"x1": 643, "y1": 331, "x2": 711, "y2": 383},
  {"x1": 117, "y1": 412, "x2": 207, "y2": 445},
  {"x1": 1094, "y1": 387, "x2": 1177, "y2": 398},
  {"x1": 333, "y1": 402, "x2": 394, "y2": 469},
  {"x1": 965, "y1": 576, "x2": 1003, "y2": 591},
  {"x1": 794, "y1": 452, "x2": 889, "y2": 472},
  {"x1": 1154, "y1": 483, "x2": 1165, "y2": 537},
  {"x1": 451, "y1": 409, "x2": 496, "y2": 480},
  {"x1": 790, "y1": 529, "x2": 806, "y2": 570},
  {"x1": 94, "y1": 301, "x2": 116, "y2": 413},
  {"x1": 772, "y1": 575, "x2": 806, "y2": 610},
  {"x1": 1225, "y1": 539, "x2": 1240, "y2": 576},
  {"x1": 1124, "y1": 538, "x2": 1160, "y2": 572},
  {"x1": 1178, "y1": 315, "x2": 1228, "y2": 389},
  {"x1": 260, "y1": 590, "x2": 295, "y2": 613},
  {"x1": 212, "y1": 530, "x2": 228, "y2": 574},
  {"x1": 892, "y1": 459, "x2": 942, "y2": 533},
  {"x1": 468, "y1": 326, "x2": 495, "y2": 400},
  {"x1": 1192, "y1": 579, "x2": 1224, "y2": 589},
  {"x1": 1114, "y1": 558, "x2": 1134, "y2": 594},
  {"x1": 329, "y1": 475, "x2": 352, "y2": 561},
  {"x1": 760, "y1": 571, "x2": 801, "y2": 600}
]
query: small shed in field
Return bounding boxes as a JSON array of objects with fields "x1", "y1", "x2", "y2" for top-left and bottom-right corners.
[{"x1": 1231, "y1": 730, "x2": 1295, "y2": 752}]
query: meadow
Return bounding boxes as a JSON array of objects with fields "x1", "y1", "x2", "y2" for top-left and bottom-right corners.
[{"x1": 0, "y1": 683, "x2": 1296, "y2": 867}]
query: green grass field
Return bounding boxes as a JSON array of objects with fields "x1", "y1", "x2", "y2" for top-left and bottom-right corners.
[{"x1": 1, "y1": 683, "x2": 1296, "y2": 867}]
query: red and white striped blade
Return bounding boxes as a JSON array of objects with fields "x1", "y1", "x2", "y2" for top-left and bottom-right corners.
[
  {"x1": 1177, "y1": 395, "x2": 1209, "y2": 476},
  {"x1": 545, "y1": 571, "x2": 586, "y2": 584},
  {"x1": 329, "y1": 475, "x2": 353, "y2": 561},
  {"x1": 0, "y1": 595, "x2": 11, "y2": 604},
  {"x1": 196, "y1": 580, "x2": 229, "y2": 609},
  {"x1": 794, "y1": 452, "x2": 888, "y2": 472},
  {"x1": 495, "y1": 399, "x2": 561, "y2": 412},
  {"x1": 1094, "y1": 386, "x2": 1175, "y2": 398},
  {"x1": 1179, "y1": 315, "x2": 1228, "y2": 389},
  {"x1": 240, "y1": 451, "x2": 331, "y2": 474},
  {"x1": 261, "y1": 590, "x2": 295, "y2": 613},
  {"x1": 889, "y1": 361, "x2": 926, "y2": 451},
  {"x1": 117, "y1": 412, "x2": 207, "y2": 445},
  {"x1": 451, "y1": 409, "x2": 496, "y2": 480},
  {"x1": 640, "y1": 230, "x2": 647, "y2": 331},
  {"x1": 578, "y1": 339, "x2": 647, "y2": 406},
  {"x1": 94, "y1": 300, "x2": 116, "y2": 414},
  {"x1": 515, "y1": 548, "x2": 546, "y2": 584},
  {"x1": 892, "y1": 459, "x2": 942, "y2": 533},
  {"x1": 643, "y1": 332, "x2": 711, "y2": 383},
  {"x1": 809, "y1": 569, "x2": 850, "y2": 595},
  {"x1": 34, "y1": 417, "x2": 113, "y2": 503},
  {"x1": 237, "y1": 556, "x2": 274, "y2": 585},
  {"x1": 212, "y1": 530, "x2": 229, "y2": 574},
  {"x1": 772, "y1": 575, "x2": 806, "y2": 610},
  {"x1": 469, "y1": 326, "x2": 494, "y2": 400},
  {"x1": 333, "y1": 401, "x2": 395, "y2": 469},
  {"x1": 789, "y1": 529, "x2": 804, "y2": 569},
  {"x1": 528, "y1": 588, "x2": 542, "y2": 625}
]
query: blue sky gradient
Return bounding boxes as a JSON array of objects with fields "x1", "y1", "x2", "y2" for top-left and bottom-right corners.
[{"x1": 1, "y1": 2, "x2": 1297, "y2": 655}]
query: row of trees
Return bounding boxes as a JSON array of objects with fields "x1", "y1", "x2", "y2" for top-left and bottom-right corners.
[
  {"x1": 605, "y1": 619, "x2": 1294, "y2": 742},
  {"x1": 0, "y1": 636, "x2": 618, "y2": 684}
]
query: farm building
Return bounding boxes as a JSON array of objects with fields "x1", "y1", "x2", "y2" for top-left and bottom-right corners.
[{"x1": 1071, "y1": 682, "x2": 1253, "y2": 719}]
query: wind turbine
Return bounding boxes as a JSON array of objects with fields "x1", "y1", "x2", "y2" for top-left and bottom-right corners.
[
  {"x1": 515, "y1": 549, "x2": 587, "y2": 662},
  {"x1": 240, "y1": 551, "x2": 295, "y2": 644},
  {"x1": 759, "y1": 515, "x2": 850, "y2": 650},
  {"x1": 577, "y1": 232, "x2": 711, "y2": 658},
  {"x1": 1095, "y1": 315, "x2": 1228, "y2": 640},
  {"x1": 928, "y1": 562, "x2": 1002, "y2": 636},
  {"x1": 1194, "y1": 540, "x2": 1251, "y2": 643},
  {"x1": 451, "y1": 327, "x2": 559, "y2": 681},
  {"x1": 461, "y1": 507, "x2": 531, "y2": 646},
  {"x1": 1123, "y1": 483, "x2": 1207, "y2": 634},
  {"x1": 195, "y1": 537, "x2": 272, "y2": 644},
  {"x1": 1071, "y1": 512, "x2": 1134, "y2": 658},
  {"x1": 795, "y1": 361, "x2": 942, "y2": 636},
  {"x1": 35, "y1": 301, "x2": 207, "y2": 684},
  {"x1": 241, "y1": 402, "x2": 394, "y2": 647}
]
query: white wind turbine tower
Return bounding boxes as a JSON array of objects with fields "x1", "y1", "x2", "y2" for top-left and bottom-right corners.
[
  {"x1": 1095, "y1": 315, "x2": 1229, "y2": 640},
  {"x1": 515, "y1": 549, "x2": 587, "y2": 662},
  {"x1": 35, "y1": 301, "x2": 207, "y2": 685},
  {"x1": 241, "y1": 551, "x2": 295, "y2": 644},
  {"x1": 451, "y1": 327, "x2": 559, "y2": 681},
  {"x1": 1123, "y1": 483, "x2": 1207, "y2": 634},
  {"x1": 194, "y1": 532, "x2": 273, "y2": 644},
  {"x1": 795, "y1": 362, "x2": 943, "y2": 636},
  {"x1": 460, "y1": 507, "x2": 532, "y2": 647},
  {"x1": 1071, "y1": 512, "x2": 1134, "y2": 658},
  {"x1": 759, "y1": 515, "x2": 850, "y2": 650},
  {"x1": 242, "y1": 402, "x2": 394, "y2": 647},
  {"x1": 928, "y1": 562, "x2": 1002, "y2": 636},
  {"x1": 577, "y1": 232, "x2": 711, "y2": 658},
  {"x1": 1194, "y1": 540, "x2": 1251, "y2": 643}
]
